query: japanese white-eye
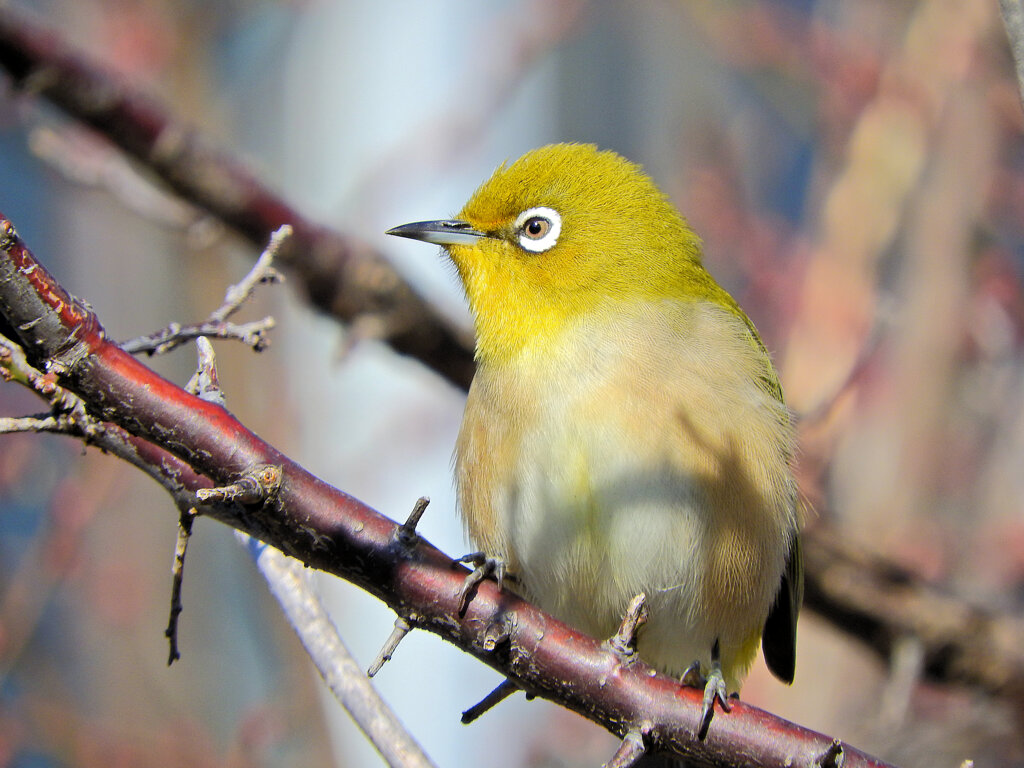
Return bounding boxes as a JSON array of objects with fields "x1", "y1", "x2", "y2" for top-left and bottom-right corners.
[{"x1": 388, "y1": 143, "x2": 801, "y2": 738}]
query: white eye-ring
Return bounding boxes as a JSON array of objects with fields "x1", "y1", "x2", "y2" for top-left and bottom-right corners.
[{"x1": 514, "y1": 207, "x2": 561, "y2": 253}]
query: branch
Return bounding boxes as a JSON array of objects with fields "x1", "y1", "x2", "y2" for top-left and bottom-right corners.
[
  {"x1": 0, "y1": 218, "x2": 897, "y2": 766},
  {"x1": 1000, "y1": 0, "x2": 1024, "y2": 113},
  {"x1": 803, "y1": 527, "x2": 1024, "y2": 704},
  {"x1": 240, "y1": 533, "x2": 438, "y2": 768},
  {"x1": 0, "y1": 5, "x2": 476, "y2": 389}
]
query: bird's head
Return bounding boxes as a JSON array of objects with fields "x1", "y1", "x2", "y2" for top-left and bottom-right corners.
[{"x1": 388, "y1": 143, "x2": 726, "y2": 364}]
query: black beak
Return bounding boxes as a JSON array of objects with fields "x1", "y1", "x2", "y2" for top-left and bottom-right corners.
[{"x1": 386, "y1": 219, "x2": 488, "y2": 246}]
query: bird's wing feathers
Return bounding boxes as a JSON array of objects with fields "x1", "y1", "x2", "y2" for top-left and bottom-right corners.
[{"x1": 760, "y1": 531, "x2": 802, "y2": 683}]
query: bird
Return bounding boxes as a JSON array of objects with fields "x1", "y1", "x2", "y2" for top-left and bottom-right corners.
[{"x1": 387, "y1": 143, "x2": 801, "y2": 746}]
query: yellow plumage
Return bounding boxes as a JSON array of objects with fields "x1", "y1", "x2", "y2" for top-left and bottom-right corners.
[{"x1": 388, "y1": 142, "x2": 801, "y2": 722}]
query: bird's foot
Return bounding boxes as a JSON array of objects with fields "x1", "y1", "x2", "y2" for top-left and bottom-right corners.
[
  {"x1": 680, "y1": 643, "x2": 731, "y2": 740},
  {"x1": 455, "y1": 551, "x2": 507, "y2": 613}
]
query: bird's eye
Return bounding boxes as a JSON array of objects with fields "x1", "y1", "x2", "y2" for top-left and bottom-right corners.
[
  {"x1": 524, "y1": 217, "x2": 550, "y2": 238},
  {"x1": 514, "y1": 207, "x2": 561, "y2": 253}
]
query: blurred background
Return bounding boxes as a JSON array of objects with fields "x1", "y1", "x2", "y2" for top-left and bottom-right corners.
[{"x1": 1, "y1": 0, "x2": 1023, "y2": 766}]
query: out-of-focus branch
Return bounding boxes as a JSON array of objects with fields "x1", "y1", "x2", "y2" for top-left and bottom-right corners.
[
  {"x1": 0, "y1": 5, "x2": 476, "y2": 389},
  {"x1": 0, "y1": 214, "x2": 897, "y2": 768},
  {"x1": 1000, "y1": 0, "x2": 1024, "y2": 111},
  {"x1": 240, "y1": 533, "x2": 438, "y2": 768},
  {"x1": 803, "y1": 526, "x2": 1024, "y2": 705}
]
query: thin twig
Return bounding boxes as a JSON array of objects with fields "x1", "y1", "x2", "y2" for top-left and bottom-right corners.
[
  {"x1": 0, "y1": 414, "x2": 64, "y2": 434},
  {"x1": 120, "y1": 317, "x2": 277, "y2": 356},
  {"x1": 0, "y1": 332, "x2": 103, "y2": 438},
  {"x1": 195, "y1": 464, "x2": 283, "y2": 505},
  {"x1": 165, "y1": 507, "x2": 198, "y2": 665},
  {"x1": 239, "y1": 533, "x2": 437, "y2": 768},
  {"x1": 397, "y1": 496, "x2": 430, "y2": 545},
  {"x1": 210, "y1": 225, "x2": 288, "y2": 323},
  {"x1": 120, "y1": 226, "x2": 288, "y2": 356}
]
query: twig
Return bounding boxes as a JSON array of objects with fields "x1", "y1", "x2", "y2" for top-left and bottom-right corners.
[
  {"x1": 818, "y1": 739, "x2": 847, "y2": 768},
  {"x1": 0, "y1": 414, "x2": 63, "y2": 434},
  {"x1": 165, "y1": 506, "x2": 198, "y2": 665},
  {"x1": 367, "y1": 617, "x2": 413, "y2": 678},
  {"x1": 460, "y1": 678, "x2": 520, "y2": 724},
  {"x1": 120, "y1": 317, "x2": 276, "y2": 356},
  {"x1": 605, "y1": 728, "x2": 649, "y2": 768},
  {"x1": 397, "y1": 496, "x2": 430, "y2": 546},
  {"x1": 195, "y1": 464, "x2": 283, "y2": 505},
  {"x1": 0, "y1": 331, "x2": 103, "y2": 438},
  {"x1": 239, "y1": 533, "x2": 437, "y2": 768},
  {"x1": 120, "y1": 226, "x2": 288, "y2": 356},
  {"x1": 210, "y1": 225, "x2": 287, "y2": 323}
]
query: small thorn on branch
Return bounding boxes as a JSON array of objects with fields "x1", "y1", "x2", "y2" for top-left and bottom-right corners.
[
  {"x1": 604, "y1": 728, "x2": 648, "y2": 768},
  {"x1": 165, "y1": 506, "x2": 198, "y2": 665},
  {"x1": 195, "y1": 464, "x2": 283, "y2": 506},
  {"x1": 817, "y1": 738, "x2": 846, "y2": 768},
  {"x1": 186, "y1": 336, "x2": 223, "y2": 404},
  {"x1": 397, "y1": 496, "x2": 430, "y2": 545},
  {"x1": 367, "y1": 616, "x2": 412, "y2": 678},
  {"x1": 461, "y1": 678, "x2": 520, "y2": 724},
  {"x1": 607, "y1": 593, "x2": 648, "y2": 660}
]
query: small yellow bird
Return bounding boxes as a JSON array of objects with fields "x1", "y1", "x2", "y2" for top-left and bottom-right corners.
[{"x1": 388, "y1": 143, "x2": 801, "y2": 737}]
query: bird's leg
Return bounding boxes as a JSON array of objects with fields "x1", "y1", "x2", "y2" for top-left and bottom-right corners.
[
  {"x1": 680, "y1": 639, "x2": 731, "y2": 740},
  {"x1": 455, "y1": 551, "x2": 507, "y2": 612}
]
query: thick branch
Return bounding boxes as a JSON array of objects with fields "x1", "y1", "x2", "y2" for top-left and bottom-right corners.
[
  {"x1": 0, "y1": 5, "x2": 475, "y2": 389},
  {"x1": 0, "y1": 216, "x2": 896, "y2": 767}
]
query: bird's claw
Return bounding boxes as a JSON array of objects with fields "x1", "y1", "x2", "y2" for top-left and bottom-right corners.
[
  {"x1": 699, "y1": 663, "x2": 730, "y2": 739},
  {"x1": 456, "y1": 552, "x2": 506, "y2": 612},
  {"x1": 680, "y1": 650, "x2": 730, "y2": 740}
]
